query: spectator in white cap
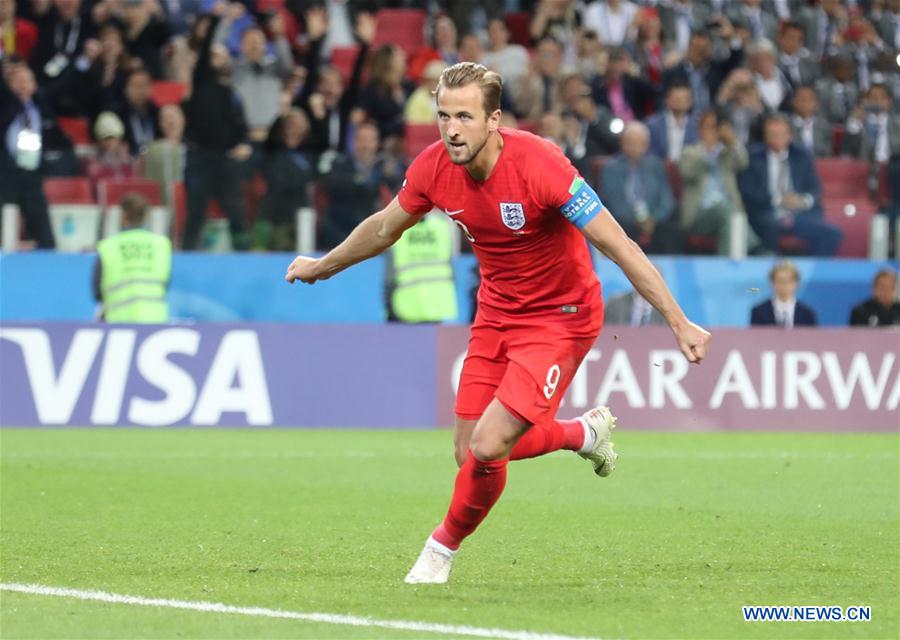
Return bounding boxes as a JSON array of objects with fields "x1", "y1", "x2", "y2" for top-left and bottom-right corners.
[{"x1": 87, "y1": 110, "x2": 137, "y2": 190}]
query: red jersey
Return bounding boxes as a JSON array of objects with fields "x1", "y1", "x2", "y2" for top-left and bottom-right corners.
[{"x1": 398, "y1": 128, "x2": 603, "y2": 332}]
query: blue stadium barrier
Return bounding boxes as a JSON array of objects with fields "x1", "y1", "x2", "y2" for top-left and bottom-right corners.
[{"x1": 0, "y1": 252, "x2": 895, "y2": 326}]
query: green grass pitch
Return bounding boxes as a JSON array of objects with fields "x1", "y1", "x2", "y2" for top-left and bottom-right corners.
[{"x1": 1, "y1": 428, "x2": 897, "y2": 640}]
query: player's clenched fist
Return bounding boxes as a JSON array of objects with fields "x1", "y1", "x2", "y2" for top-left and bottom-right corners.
[
  {"x1": 673, "y1": 321, "x2": 712, "y2": 364},
  {"x1": 285, "y1": 256, "x2": 322, "y2": 284}
]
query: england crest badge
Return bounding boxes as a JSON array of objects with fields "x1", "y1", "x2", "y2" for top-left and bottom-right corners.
[{"x1": 499, "y1": 202, "x2": 526, "y2": 230}]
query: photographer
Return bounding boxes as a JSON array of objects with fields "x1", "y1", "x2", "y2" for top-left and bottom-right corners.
[{"x1": 679, "y1": 109, "x2": 749, "y2": 255}]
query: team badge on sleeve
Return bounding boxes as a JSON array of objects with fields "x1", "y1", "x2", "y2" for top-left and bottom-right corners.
[{"x1": 500, "y1": 202, "x2": 526, "y2": 230}]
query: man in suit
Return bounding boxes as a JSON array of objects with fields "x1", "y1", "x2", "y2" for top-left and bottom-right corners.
[
  {"x1": 751, "y1": 260, "x2": 818, "y2": 327},
  {"x1": 790, "y1": 85, "x2": 835, "y2": 158},
  {"x1": 600, "y1": 121, "x2": 676, "y2": 251},
  {"x1": 850, "y1": 268, "x2": 900, "y2": 327},
  {"x1": 815, "y1": 53, "x2": 860, "y2": 124},
  {"x1": 646, "y1": 82, "x2": 698, "y2": 162},
  {"x1": 738, "y1": 114, "x2": 843, "y2": 256},
  {"x1": 0, "y1": 63, "x2": 58, "y2": 248},
  {"x1": 842, "y1": 84, "x2": 900, "y2": 163},
  {"x1": 777, "y1": 21, "x2": 818, "y2": 92},
  {"x1": 663, "y1": 23, "x2": 744, "y2": 115},
  {"x1": 605, "y1": 290, "x2": 666, "y2": 326},
  {"x1": 727, "y1": 0, "x2": 778, "y2": 43}
]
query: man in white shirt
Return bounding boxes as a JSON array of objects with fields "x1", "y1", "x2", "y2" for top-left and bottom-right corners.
[
  {"x1": 583, "y1": 0, "x2": 639, "y2": 47},
  {"x1": 750, "y1": 261, "x2": 818, "y2": 327},
  {"x1": 749, "y1": 39, "x2": 789, "y2": 112}
]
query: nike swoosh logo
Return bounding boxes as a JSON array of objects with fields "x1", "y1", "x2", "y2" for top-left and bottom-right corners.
[{"x1": 443, "y1": 208, "x2": 464, "y2": 216}]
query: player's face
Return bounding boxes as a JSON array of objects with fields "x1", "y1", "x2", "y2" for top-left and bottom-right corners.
[{"x1": 437, "y1": 83, "x2": 500, "y2": 166}]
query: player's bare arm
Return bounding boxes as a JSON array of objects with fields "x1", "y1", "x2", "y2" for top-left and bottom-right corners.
[
  {"x1": 285, "y1": 196, "x2": 420, "y2": 284},
  {"x1": 580, "y1": 211, "x2": 712, "y2": 363}
]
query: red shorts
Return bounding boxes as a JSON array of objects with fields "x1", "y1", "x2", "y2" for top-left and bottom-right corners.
[{"x1": 455, "y1": 316, "x2": 600, "y2": 426}]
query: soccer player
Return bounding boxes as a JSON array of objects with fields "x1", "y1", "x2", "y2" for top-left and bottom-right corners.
[{"x1": 285, "y1": 63, "x2": 711, "y2": 584}]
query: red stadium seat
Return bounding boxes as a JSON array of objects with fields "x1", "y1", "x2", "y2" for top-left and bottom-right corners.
[
  {"x1": 832, "y1": 125, "x2": 844, "y2": 157},
  {"x1": 778, "y1": 235, "x2": 807, "y2": 255},
  {"x1": 150, "y1": 81, "x2": 187, "y2": 107},
  {"x1": 373, "y1": 9, "x2": 426, "y2": 56},
  {"x1": 57, "y1": 117, "x2": 93, "y2": 156},
  {"x1": 43, "y1": 177, "x2": 94, "y2": 205},
  {"x1": 504, "y1": 12, "x2": 532, "y2": 47},
  {"x1": 877, "y1": 162, "x2": 890, "y2": 208},
  {"x1": 255, "y1": 0, "x2": 284, "y2": 10},
  {"x1": 823, "y1": 197, "x2": 877, "y2": 258},
  {"x1": 404, "y1": 123, "x2": 440, "y2": 159},
  {"x1": 57, "y1": 117, "x2": 90, "y2": 145},
  {"x1": 685, "y1": 234, "x2": 717, "y2": 254},
  {"x1": 816, "y1": 158, "x2": 870, "y2": 199},
  {"x1": 330, "y1": 46, "x2": 361, "y2": 84},
  {"x1": 98, "y1": 178, "x2": 163, "y2": 208}
]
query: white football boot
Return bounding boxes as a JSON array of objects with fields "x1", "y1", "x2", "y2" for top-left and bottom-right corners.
[
  {"x1": 578, "y1": 406, "x2": 619, "y2": 477},
  {"x1": 404, "y1": 537, "x2": 455, "y2": 584}
]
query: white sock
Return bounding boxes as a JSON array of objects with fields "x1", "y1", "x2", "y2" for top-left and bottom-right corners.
[
  {"x1": 426, "y1": 536, "x2": 457, "y2": 557},
  {"x1": 577, "y1": 417, "x2": 595, "y2": 454}
]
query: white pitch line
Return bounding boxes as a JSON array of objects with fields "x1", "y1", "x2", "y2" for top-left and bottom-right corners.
[{"x1": 0, "y1": 583, "x2": 602, "y2": 640}]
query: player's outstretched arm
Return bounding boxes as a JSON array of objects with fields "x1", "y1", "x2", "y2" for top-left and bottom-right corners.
[
  {"x1": 285, "y1": 196, "x2": 420, "y2": 284},
  {"x1": 580, "y1": 211, "x2": 712, "y2": 363}
]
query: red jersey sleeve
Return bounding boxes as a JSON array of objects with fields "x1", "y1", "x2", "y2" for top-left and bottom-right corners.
[
  {"x1": 527, "y1": 136, "x2": 582, "y2": 210},
  {"x1": 397, "y1": 145, "x2": 437, "y2": 215}
]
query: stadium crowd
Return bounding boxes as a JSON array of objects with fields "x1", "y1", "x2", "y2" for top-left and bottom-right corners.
[{"x1": 1, "y1": 0, "x2": 898, "y2": 254}]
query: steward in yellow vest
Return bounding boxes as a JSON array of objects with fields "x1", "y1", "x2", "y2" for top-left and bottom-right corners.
[
  {"x1": 388, "y1": 213, "x2": 458, "y2": 323},
  {"x1": 93, "y1": 193, "x2": 172, "y2": 323}
]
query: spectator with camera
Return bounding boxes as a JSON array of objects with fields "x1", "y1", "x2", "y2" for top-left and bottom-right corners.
[
  {"x1": 679, "y1": 109, "x2": 749, "y2": 255},
  {"x1": 662, "y1": 20, "x2": 744, "y2": 115}
]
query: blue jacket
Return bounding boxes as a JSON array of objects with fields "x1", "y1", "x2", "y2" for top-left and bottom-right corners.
[
  {"x1": 750, "y1": 299, "x2": 818, "y2": 326},
  {"x1": 600, "y1": 154, "x2": 676, "y2": 226},
  {"x1": 738, "y1": 143, "x2": 823, "y2": 232},
  {"x1": 646, "y1": 111, "x2": 699, "y2": 160}
]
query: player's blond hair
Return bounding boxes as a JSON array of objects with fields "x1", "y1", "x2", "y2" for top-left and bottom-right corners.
[{"x1": 434, "y1": 62, "x2": 503, "y2": 116}]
